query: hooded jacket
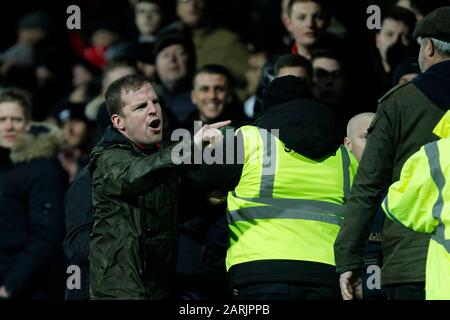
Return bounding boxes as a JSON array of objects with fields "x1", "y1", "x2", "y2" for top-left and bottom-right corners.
[
  {"x1": 0, "y1": 123, "x2": 66, "y2": 298},
  {"x1": 187, "y1": 79, "x2": 346, "y2": 287}
]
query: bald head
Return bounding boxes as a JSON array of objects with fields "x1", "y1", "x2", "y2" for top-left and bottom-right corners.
[{"x1": 344, "y1": 112, "x2": 375, "y2": 162}]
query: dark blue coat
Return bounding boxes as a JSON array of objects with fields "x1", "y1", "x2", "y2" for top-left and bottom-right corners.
[{"x1": 0, "y1": 125, "x2": 66, "y2": 299}]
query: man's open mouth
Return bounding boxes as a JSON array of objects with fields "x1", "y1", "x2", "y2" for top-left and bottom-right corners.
[{"x1": 149, "y1": 118, "x2": 161, "y2": 130}]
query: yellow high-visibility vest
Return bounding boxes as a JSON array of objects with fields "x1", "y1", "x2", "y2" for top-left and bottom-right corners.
[
  {"x1": 382, "y1": 138, "x2": 450, "y2": 300},
  {"x1": 226, "y1": 125, "x2": 358, "y2": 270}
]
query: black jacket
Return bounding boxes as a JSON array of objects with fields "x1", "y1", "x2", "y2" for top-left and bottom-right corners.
[
  {"x1": 63, "y1": 166, "x2": 92, "y2": 300},
  {"x1": 0, "y1": 124, "x2": 66, "y2": 299}
]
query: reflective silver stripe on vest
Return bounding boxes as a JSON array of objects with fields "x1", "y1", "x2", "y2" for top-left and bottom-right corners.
[
  {"x1": 259, "y1": 129, "x2": 277, "y2": 198},
  {"x1": 231, "y1": 193, "x2": 345, "y2": 217},
  {"x1": 228, "y1": 206, "x2": 343, "y2": 226},
  {"x1": 425, "y1": 143, "x2": 450, "y2": 253},
  {"x1": 229, "y1": 129, "x2": 348, "y2": 226},
  {"x1": 340, "y1": 146, "x2": 351, "y2": 203}
]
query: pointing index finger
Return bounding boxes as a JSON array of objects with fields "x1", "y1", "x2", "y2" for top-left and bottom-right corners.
[{"x1": 208, "y1": 120, "x2": 231, "y2": 129}]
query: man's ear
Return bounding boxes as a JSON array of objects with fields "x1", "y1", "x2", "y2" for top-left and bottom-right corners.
[
  {"x1": 285, "y1": 16, "x2": 294, "y2": 34},
  {"x1": 344, "y1": 137, "x2": 352, "y2": 151},
  {"x1": 191, "y1": 90, "x2": 197, "y2": 106},
  {"x1": 225, "y1": 89, "x2": 233, "y2": 105},
  {"x1": 111, "y1": 114, "x2": 125, "y2": 131},
  {"x1": 25, "y1": 121, "x2": 32, "y2": 132},
  {"x1": 282, "y1": 14, "x2": 290, "y2": 30},
  {"x1": 427, "y1": 38, "x2": 435, "y2": 58},
  {"x1": 375, "y1": 32, "x2": 381, "y2": 49}
]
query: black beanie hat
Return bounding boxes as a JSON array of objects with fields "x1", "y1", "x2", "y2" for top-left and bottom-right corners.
[
  {"x1": 55, "y1": 102, "x2": 90, "y2": 125},
  {"x1": 153, "y1": 33, "x2": 196, "y2": 67}
]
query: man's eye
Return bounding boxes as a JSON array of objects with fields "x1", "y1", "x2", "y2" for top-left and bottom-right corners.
[{"x1": 314, "y1": 13, "x2": 325, "y2": 20}]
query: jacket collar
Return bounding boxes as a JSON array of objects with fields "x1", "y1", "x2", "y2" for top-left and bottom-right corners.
[
  {"x1": 9, "y1": 123, "x2": 63, "y2": 164},
  {"x1": 95, "y1": 126, "x2": 159, "y2": 156},
  {"x1": 412, "y1": 60, "x2": 450, "y2": 110}
]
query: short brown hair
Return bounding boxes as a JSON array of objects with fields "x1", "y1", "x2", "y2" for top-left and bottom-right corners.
[
  {"x1": 287, "y1": 0, "x2": 329, "y2": 18},
  {"x1": 274, "y1": 54, "x2": 312, "y2": 78},
  {"x1": 193, "y1": 64, "x2": 235, "y2": 88},
  {"x1": 0, "y1": 88, "x2": 32, "y2": 120},
  {"x1": 105, "y1": 74, "x2": 150, "y2": 116}
]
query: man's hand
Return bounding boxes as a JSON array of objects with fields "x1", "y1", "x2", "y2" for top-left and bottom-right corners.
[
  {"x1": 206, "y1": 190, "x2": 227, "y2": 205},
  {"x1": 194, "y1": 120, "x2": 231, "y2": 149},
  {"x1": 0, "y1": 286, "x2": 10, "y2": 299},
  {"x1": 340, "y1": 270, "x2": 363, "y2": 300}
]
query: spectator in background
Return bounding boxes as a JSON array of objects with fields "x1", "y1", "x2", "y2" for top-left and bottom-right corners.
[
  {"x1": 187, "y1": 64, "x2": 245, "y2": 129},
  {"x1": 67, "y1": 58, "x2": 102, "y2": 106},
  {"x1": 0, "y1": 11, "x2": 51, "y2": 77},
  {"x1": 274, "y1": 53, "x2": 312, "y2": 82},
  {"x1": 134, "y1": 0, "x2": 166, "y2": 44},
  {"x1": 344, "y1": 112, "x2": 387, "y2": 300},
  {"x1": 344, "y1": 113, "x2": 375, "y2": 163},
  {"x1": 0, "y1": 88, "x2": 66, "y2": 299},
  {"x1": 55, "y1": 102, "x2": 96, "y2": 183},
  {"x1": 311, "y1": 51, "x2": 350, "y2": 129},
  {"x1": 162, "y1": 0, "x2": 249, "y2": 101},
  {"x1": 243, "y1": 48, "x2": 268, "y2": 120},
  {"x1": 176, "y1": 65, "x2": 242, "y2": 300},
  {"x1": 154, "y1": 33, "x2": 197, "y2": 126},
  {"x1": 284, "y1": 0, "x2": 336, "y2": 60},
  {"x1": 391, "y1": 57, "x2": 421, "y2": 86},
  {"x1": 244, "y1": 52, "x2": 313, "y2": 121},
  {"x1": 85, "y1": 59, "x2": 137, "y2": 123},
  {"x1": 370, "y1": 6, "x2": 417, "y2": 98},
  {"x1": 311, "y1": 51, "x2": 345, "y2": 106},
  {"x1": 81, "y1": 21, "x2": 124, "y2": 70}
]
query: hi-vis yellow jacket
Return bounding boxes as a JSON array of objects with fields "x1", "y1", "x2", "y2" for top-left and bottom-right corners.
[
  {"x1": 226, "y1": 126, "x2": 358, "y2": 271},
  {"x1": 382, "y1": 137, "x2": 450, "y2": 300}
]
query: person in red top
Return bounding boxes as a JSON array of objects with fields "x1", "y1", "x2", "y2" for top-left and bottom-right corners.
[{"x1": 284, "y1": 0, "x2": 331, "y2": 60}]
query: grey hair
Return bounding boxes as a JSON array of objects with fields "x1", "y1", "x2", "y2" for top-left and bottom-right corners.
[{"x1": 420, "y1": 37, "x2": 450, "y2": 57}]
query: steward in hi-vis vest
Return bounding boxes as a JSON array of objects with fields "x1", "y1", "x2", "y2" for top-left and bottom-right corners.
[
  {"x1": 187, "y1": 76, "x2": 358, "y2": 300},
  {"x1": 382, "y1": 114, "x2": 450, "y2": 300}
]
